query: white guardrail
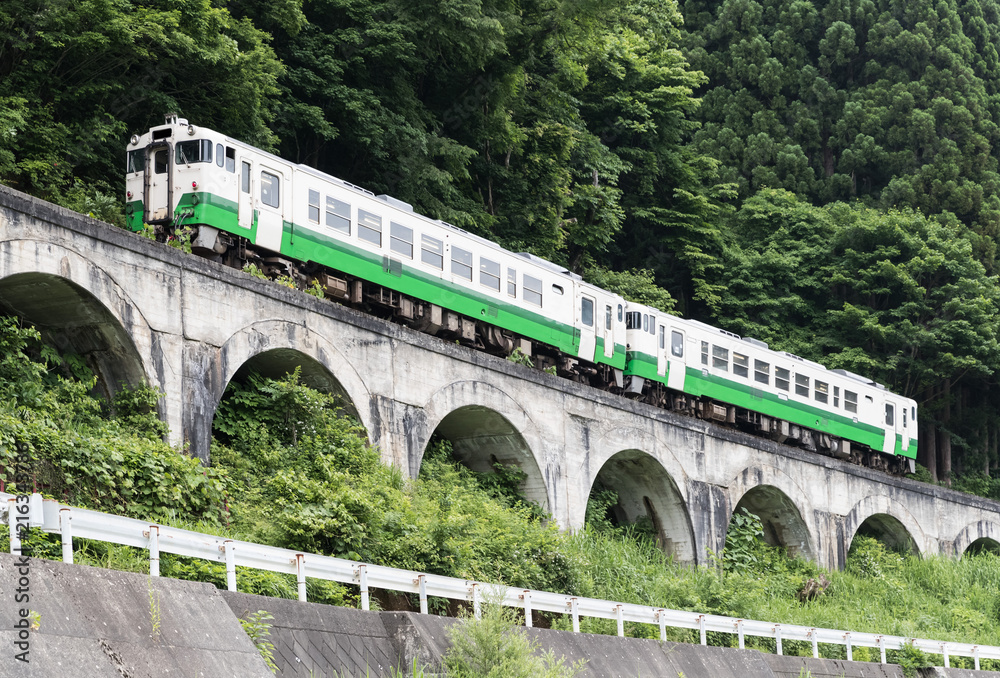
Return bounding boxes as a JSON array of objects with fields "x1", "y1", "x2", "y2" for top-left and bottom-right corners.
[{"x1": 2, "y1": 492, "x2": 997, "y2": 670}]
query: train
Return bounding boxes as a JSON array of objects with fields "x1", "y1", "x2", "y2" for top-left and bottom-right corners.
[{"x1": 125, "y1": 114, "x2": 918, "y2": 474}]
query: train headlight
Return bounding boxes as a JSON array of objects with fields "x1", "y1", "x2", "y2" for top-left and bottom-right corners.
[
  {"x1": 187, "y1": 125, "x2": 196, "y2": 136},
  {"x1": 130, "y1": 134, "x2": 140, "y2": 146}
]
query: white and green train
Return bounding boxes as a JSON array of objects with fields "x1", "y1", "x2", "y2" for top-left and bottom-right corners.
[{"x1": 125, "y1": 115, "x2": 918, "y2": 473}]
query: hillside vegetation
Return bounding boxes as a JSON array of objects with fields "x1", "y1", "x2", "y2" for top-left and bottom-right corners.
[{"x1": 2, "y1": 320, "x2": 1000, "y2": 672}]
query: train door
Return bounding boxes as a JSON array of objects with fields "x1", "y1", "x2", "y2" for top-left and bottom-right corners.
[
  {"x1": 578, "y1": 294, "x2": 597, "y2": 362},
  {"x1": 666, "y1": 327, "x2": 686, "y2": 391},
  {"x1": 883, "y1": 400, "x2": 898, "y2": 454},
  {"x1": 657, "y1": 323, "x2": 667, "y2": 376},
  {"x1": 238, "y1": 159, "x2": 254, "y2": 230},
  {"x1": 144, "y1": 142, "x2": 171, "y2": 223},
  {"x1": 256, "y1": 166, "x2": 284, "y2": 251}
]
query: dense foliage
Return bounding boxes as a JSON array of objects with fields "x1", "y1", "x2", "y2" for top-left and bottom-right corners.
[{"x1": 5, "y1": 0, "x2": 1000, "y2": 482}]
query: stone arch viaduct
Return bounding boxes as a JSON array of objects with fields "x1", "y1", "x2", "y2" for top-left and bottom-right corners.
[{"x1": 3, "y1": 185, "x2": 1000, "y2": 571}]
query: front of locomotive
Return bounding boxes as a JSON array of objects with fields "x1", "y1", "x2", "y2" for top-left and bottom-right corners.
[{"x1": 125, "y1": 114, "x2": 237, "y2": 237}]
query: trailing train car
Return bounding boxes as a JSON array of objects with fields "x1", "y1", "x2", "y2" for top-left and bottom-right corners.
[
  {"x1": 125, "y1": 114, "x2": 918, "y2": 472},
  {"x1": 622, "y1": 303, "x2": 918, "y2": 473},
  {"x1": 125, "y1": 115, "x2": 627, "y2": 382}
]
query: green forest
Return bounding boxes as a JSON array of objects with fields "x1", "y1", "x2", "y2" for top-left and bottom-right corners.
[{"x1": 4, "y1": 0, "x2": 1000, "y2": 481}]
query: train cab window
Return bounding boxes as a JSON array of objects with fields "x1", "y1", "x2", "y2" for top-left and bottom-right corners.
[
  {"x1": 260, "y1": 171, "x2": 280, "y2": 208},
  {"x1": 452, "y1": 246, "x2": 473, "y2": 280},
  {"x1": 815, "y1": 380, "x2": 829, "y2": 403},
  {"x1": 845, "y1": 390, "x2": 858, "y2": 413},
  {"x1": 671, "y1": 331, "x2": 684, "y2": 358},
  {"x1": 154, "y1": 150, "x2": 168, "y2": 174},
  {"x1": 127, "y1": 149, "x2": 144, "y2": 173},
  {"x1": 658, "y1": 326, "x2": 665, "y2": 350},
  {"x1": 582, "y1": 297, "x2": 594, "y2": 327},
  {"x1": 225, "y1": 147, "x2": 236, "y2": 173},
  {"x1": 885, "y1": 403, "x2": 895, "y2": 427},
  {"x1": 776, "y1": 367, "x2": 790, "y2": 391},
  {"x1": 795, "y1": 374, "x2": 809, "y2": 397},
  {"x1": 733, "y1": 353, "x2": 749, "y2": 378},
  {"x1": 712, "y1": 345, "x2": 728, "y2": 371},
  {"x1": 326, "y1": 196, "x2": 351, "y2": 234},
  {"x1": 176, "y1": 139, "x2": 212, "y2": 164},
  {"x1": 701, "y1": 341, "x2": 708, "y2": 365},
  {"x1": 390, "y1": 223, "x2": 413, "y2": 258},
  {"x1": 605, "y1": 305, "x2": 612, "y2": 331},
  {"x1": 241, "y1": 162, "x2": 251, "y2": 193},
  {"x1": 834, "y1": 385, "x2": 840, "y2": 407},
  {"x1": 754, "y1": 360, "x2": 769, "y2": 384},
  {"x1": 507, "y1": 269, "x2": 517, "y2": 297},
  {"x1": 308, "y1": 190, "x2": 321, "y2": 223},
  {"x1": 421, "y1": 235, "x2": 443, "y2": 269},
  {"x1": 626, "y1": 312, "x2": 641, "y2": 329},
  {"x1": 216, "y1": 143, "x2": 225, "y2": 167},
  {"x1": 524, "y1": 274, "x2": 543, "y2": 306},
  {"x1": 358, "y1": 209, "x2": 382, "y2": 246},
  {"x1": 618, "y1": 304, "x2": 623, "y2": 322},
  {"x1": 480, "y1": 257, "x2": 500, "y2": 290}
]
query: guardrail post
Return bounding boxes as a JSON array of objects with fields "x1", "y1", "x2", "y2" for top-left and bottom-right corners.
[
  {"x1": 147, "y1": 526, "x2": 159, "y2": 577},
  {"x1": 8, "y1": 497, "x2": 20, "y2": 554},
  {"x1": 472, "y1": 583, "x2": 481, "y2": 619},
  {"x1": 658, "y1": 610, "x2": 666, "y2": 642},
  {"x1": 570, "y1": 597, "x2": 579, "y2": 633},
  {"x1": 295, "y1": 553, "x2": 307, "y2": 602},
  {"x1": 59, "y1": 508, "x2": 72, "y2": 564},
  {"x1": 616, "y1": 605, "x2": 624, "y2": 637},
  {"x1": 417, "y1": 575, "x2": 427, "y2": 614},
  {"x1": 699, "y1": 615, "x2": 707, "y2": 646},
  {"x1": 845, "y1": 632, "x2": 852, "y2": 661},
  {"x1": 810, "y1": 629, "x2": 818, "y2": 658},
  {"x1": 974, "y1": 646, "x2": 980, "y2": 670},
  {"x1": 775, "y1": 624, "x2": 782, "y2": 655},
  {"x1": 358, "y1": 565, "x2": 369, "y2": 611},
  {"x1": 523, "y1": 591, "x2": 533, "y2": 628},
  {"x1": 878, "y1": 636, "x2": 886, "y2": 664},
  {"x1": 942, "y1": 643, "x2": 949, "y2": 668},
  {"x1": 737, "y1": 619, "x2": 745, "y2": 649},
  {"x1": 224, "y1": 541, "x2": 237, "y2": 591}
]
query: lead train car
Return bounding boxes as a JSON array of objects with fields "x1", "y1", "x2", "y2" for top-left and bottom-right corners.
[
  {"x1": 622, "y1": 305, "x2": 918, "y2": 473},
  {"x1": 125, "y1": 115, "x2": 627, "y2": 378}
]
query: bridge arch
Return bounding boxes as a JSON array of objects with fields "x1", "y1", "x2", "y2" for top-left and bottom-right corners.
[
  {"x1": 581, "y1": 427, "x2": 696, "y2": 564},
  {"x1": 845, "y1": 495, "x2": 924, "y2": 560},
  {"x1": 728, "y1": 465, "x2": 817, "y2": 561},
  {"x1": 952, "y1": 520, "x2": 1000, "y2": 557},
  {"x1": 414, "y1": 380, "x2": 548, "y2": 514}
]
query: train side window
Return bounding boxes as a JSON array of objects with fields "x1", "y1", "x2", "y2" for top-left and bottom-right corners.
[
  {"x1": 795, "y1": 374, "x2": 809, "y2": 397},
  {"x1": 903, "y1": 408, "x2": 907, "y2": 428},
  {"x1": 712, "y1": 345, "x2": 728, "y2": 371},
  {"x1": 260, "y1": 171, "x2": 279, "y2": 208},
  {"x1": 154, "y1": 150, "x2": 168, "y2": 174},
  {"x1": 480, "y1": 257, "x2": 500, "y2": 290},
  {"x1": 581, "y1": 297, "x2": 594, "y2": 327},
  {"x1": 775, "y1": 367, "x2": 790, "y2": 391},
  {"x1": 833, "y1": 386, "x2": 840, "y2": 407},
  {"x1": 523, "y1": 275, "x2": 543, "y2": 306},
  {"x1": 885, "y1": 403, "x2": 895, "y2": 427},
  {"x1": 658, "y1": 325, "x2": 665, "y2": 350},
  {"x1": 358, "y1": 209, "x2": 382, "y2": 246},
  {"x1": 626, "y1": 312, "x2": 641, "y2": 329},
  {"x1": 618, "y1": 304, "x2": 623, "y2": 322},
  {"x1": 308, "y1": 190, "x2": 320, "y2": 223},
  {"x1": 815, "y1": 380, "x2": 829, "y2": 403},
  {"x1": 507, "y1": 268, "x2": 517, "y2": 297},
  {"x1": 605, "y1": 305, "x2": 612, "y2": 331},
  {"x1": 326, "y1": 197, "x2": 351, "y2": 234},
  {"x1": 225, "y1": 147, "x2": 236, "y2": 173},
  {"x1": 452, "y1": 246, "x2": 473, "y2": 281},
  {"x1": 421, "y1": 235, "x2": 443, "y2": 269},
  {"x1": 216, "y1": 143, "x2": 225, "y2": 167},
  {"x1": 912, "y1": 406, "x2": 916, "y2": 421},
  {"x1": 671, "y1": 331, "x2": 684, "y2": 358},
  {"x1": 128, "y1": 149, "x2": 145, "y2": 173},
  {"x1": 733, "y1": 352, "x2": 749, "y2": 378},
  {"x1": 648, "y1": 317, "x2": 656, "y2": 335},
  {"x1": 390, "y1": 222, "x2": 413, "y2": 258},
  {"x1": 642, "y1": 314, "x2": 649, "y2": 332},
  {"x1": 754, "y1": 360, "x2": 769, "y2": 384},
  {"x1": 701, "y1": 341, "x2": 708, "y2": 365},
  {"x1": 845, "y1": 390, "x2": 858, "y2": 413},
  {"x1": 241, "y1": 162, "x2": 250, "y2": 193}
]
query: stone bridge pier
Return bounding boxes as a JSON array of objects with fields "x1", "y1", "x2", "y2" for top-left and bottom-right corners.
[{"x1": 3, "y1": 184, "x2": 1000, "y2": 571}]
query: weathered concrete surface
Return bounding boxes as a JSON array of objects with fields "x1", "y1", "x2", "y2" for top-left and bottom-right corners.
[
  {"x1": 4, "y1": 184, "x2": 1000, "y2": 571},
  {"x1": 0, "y1": 554, "x2": 272, "y2": 677}
]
